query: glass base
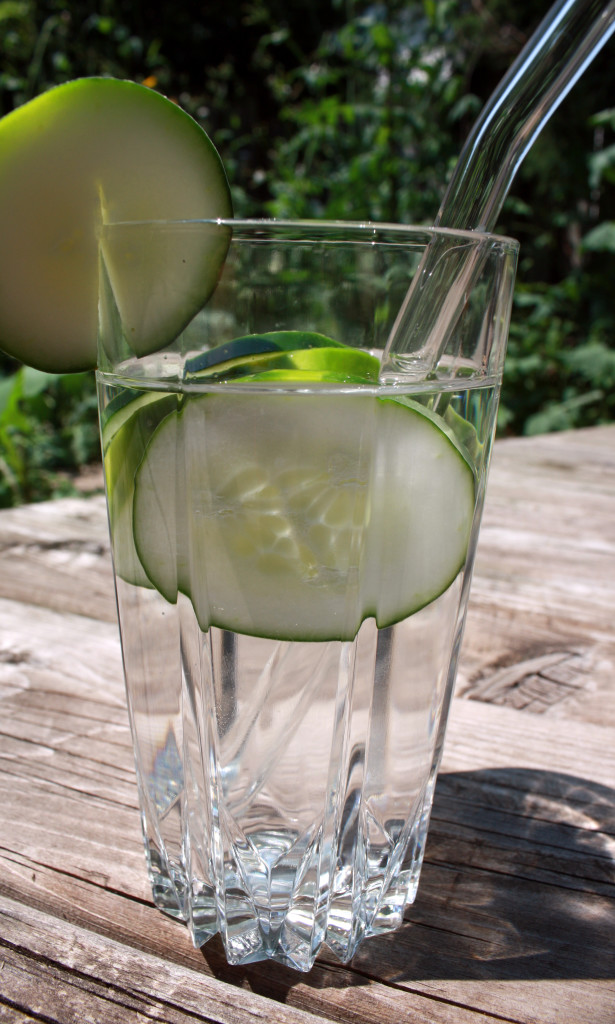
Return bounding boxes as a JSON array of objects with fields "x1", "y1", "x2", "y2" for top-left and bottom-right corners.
[{"x1": 144, "y1": 819, "x2": 428, "y2": 971}]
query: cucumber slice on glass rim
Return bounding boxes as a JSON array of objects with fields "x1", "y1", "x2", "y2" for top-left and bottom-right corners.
[
  {"x1": 132, "y1": 392, "x2": 476, "y2": 642},
  {"x1": 0, "y1": 77, "x2": 232, "y2": 372}
]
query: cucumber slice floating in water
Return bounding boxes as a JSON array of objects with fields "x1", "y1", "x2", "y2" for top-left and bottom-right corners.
[
  {"x1": 102, "y1": 388, "x2": 175, "y2": 452},
  {"x1": 197, "y1": 347, "x2": 379, "y2": 382},
  {"x1": 0, "y1": 77, "x2": 232, "y2": 371},
  {"x1": 239, "y1": 368, "x2": 376, "y2": 383},
  {"x1": 185, "y1": 331, "x2": 346, "y2": 376},
  {"x1": 132, "y1": 392, "x2": 476, "y2": 641},
  {"x1": 104, "y1": 390, "x2": 178, "y2": 587},
  {"x1": 185, "y1": 331, "x2": 380, "y2": 382}
]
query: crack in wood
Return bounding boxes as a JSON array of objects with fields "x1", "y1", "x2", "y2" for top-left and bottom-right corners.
[
  {"x1": 323, "y1": 951, "x2": 521, "y2": 1024},
  {"x1": 461, "y1": 650, "x2": 593, "y2": 711},
  {"x1": 0, "y1": 992, "x2": 59, "y2": 1024},
  {"x1": 0, "y1": 651, "x2": 29, "y2": 666},
  {"x1": 0, "y1": 849, "x2": 148, "y2": 903},
  {"x1": 0, "y1": 543, "x2": 109, "y2": 564}
]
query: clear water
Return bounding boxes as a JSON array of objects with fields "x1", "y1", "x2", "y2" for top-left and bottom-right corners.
[{"x1": 99, "y1": 374, "x2": 498, "y2": 971}]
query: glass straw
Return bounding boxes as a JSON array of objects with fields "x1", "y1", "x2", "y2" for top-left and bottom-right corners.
[{"x1": 380, "y1": 0, "x2": 615, "y2": 379}]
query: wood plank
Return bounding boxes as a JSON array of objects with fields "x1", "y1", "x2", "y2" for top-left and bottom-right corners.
[
  {"x1": 462, "y1": 425, "x2": 615, "y2": 726},
  {"x1": 0, "y1": 676, "x2": 612, "y2": 1023},
  {"x1": 1, "y1": 842, "x2": 611, "y2": 1024},
  {"x1": 351, "y1": 701, "x2": 615, "y2": 1023},
  {"x1": 0, "y1": 891, "x2": 521, "y2": 1024},
  {"x1": 442, "y1": 698, "x2": 615, "y2": 788},
  {"x1": 0, "y1": 495, "x2": 116, "y2": 623},
  {"x1": 0, "y1": 896, "x2": 333, "y2": 1024},
  {"x1": 0, "y1": 595, "x2": 124, "y2": 705}
]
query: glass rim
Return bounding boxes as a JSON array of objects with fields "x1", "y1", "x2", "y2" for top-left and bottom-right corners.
[{"x1": 99, "y1": 217, "x2": 519, "y2": 252}]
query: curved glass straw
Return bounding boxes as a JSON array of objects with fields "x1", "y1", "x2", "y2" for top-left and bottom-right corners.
[{"x1": 381, "y1": 0, "x2": 615, "y2": 379}]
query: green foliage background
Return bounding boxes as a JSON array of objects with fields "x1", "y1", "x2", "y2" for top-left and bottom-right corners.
[{"x1": 1, "y1": 0, "x2": 614, "y2": 505}]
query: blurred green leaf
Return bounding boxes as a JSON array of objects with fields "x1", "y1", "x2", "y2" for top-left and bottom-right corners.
[
  {"x1": 525, "y1": 391, "x2": 605, "y2": 436},
  {"x1": 582, "y1": 221, "x2": 615, "y2": 251}
]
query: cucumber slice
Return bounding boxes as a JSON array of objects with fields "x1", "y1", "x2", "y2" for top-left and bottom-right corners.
[
  {"x1": 196, "y1": 348, "x2": 379, "y2": 382},
  {"x1": 102, "y1": 389, "x2": 174, "y2": 451},
  {"x1": 185, "y1": 331, "x2": 379, "y2": 382},
  {"x1": 391, "y1": 396, "x2": 479, "y2": 479},
  {"x1": 185, "y1": 331, "x2": 345, "y2": 376},
  {"x1": 100, "y1": 218, "x2": 231, "y2": 360},
  {"x1": 0, "y1": 78, "x2": 232, "y2": 372},
  {"x1": 132, "y1": 393, "x2": 476, "y2": 641},
  {"x1": 104, "y1": 390, "x2": 178, "y2": 587},
  {"x1": 239, "y1": 368, "x2": 375, "y2": 383}
]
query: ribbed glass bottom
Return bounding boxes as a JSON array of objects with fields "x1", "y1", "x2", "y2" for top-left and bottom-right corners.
[{"x1": 117, "y1": 578, "x2": 465, "y2": 971}]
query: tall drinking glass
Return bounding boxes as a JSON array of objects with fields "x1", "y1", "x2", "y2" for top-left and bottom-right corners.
[{"x1": 96, "y1": 220, "x2": 518, "y2": 971}]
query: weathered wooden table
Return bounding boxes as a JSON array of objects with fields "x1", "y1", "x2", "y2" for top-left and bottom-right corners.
[{"x1": 0, "y1": 425, "x2": 613, "y2": 1023}]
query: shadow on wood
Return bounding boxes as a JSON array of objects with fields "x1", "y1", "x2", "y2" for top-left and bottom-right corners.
[{"x1": 357, "y1": 767, "x2": 615, "y2": 984}]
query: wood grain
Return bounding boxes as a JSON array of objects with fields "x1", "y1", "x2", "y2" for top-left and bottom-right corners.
[
  {"x1": 0, "y1": 895, "x2": 333, "y2": 1024},
  {"x1": 461, "y1": 424, "x2": 615, "y2": 727},
  {"x1": 0, "y1": 425, "x2": 613, "y2": 1023},
  {"x1": 0, "y1": 496, "x2": 116, "y2": 623}
]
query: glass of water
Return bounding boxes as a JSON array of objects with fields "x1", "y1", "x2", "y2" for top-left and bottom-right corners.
[{"x1": 97, "y1": 219, "x2": 517, "y2": 971}]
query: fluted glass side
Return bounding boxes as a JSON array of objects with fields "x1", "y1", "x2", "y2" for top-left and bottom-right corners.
[{"x1": 114, "y1": 571, "x2": 465, "y2": 971}]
